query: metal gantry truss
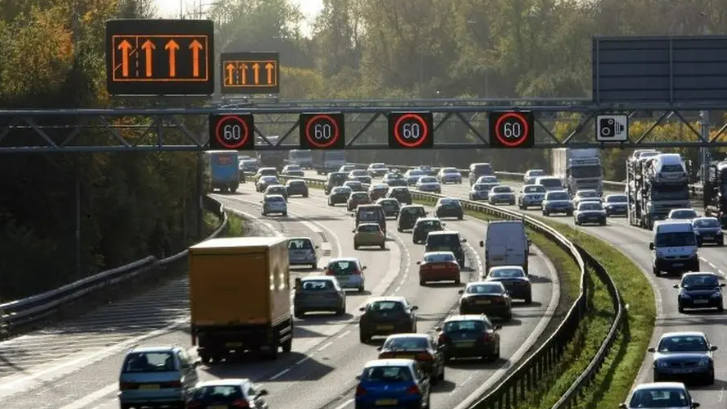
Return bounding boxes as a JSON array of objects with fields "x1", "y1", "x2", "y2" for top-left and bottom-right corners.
[{"x1": 2, "y1": 99, "x2": 727, "y2": 153}]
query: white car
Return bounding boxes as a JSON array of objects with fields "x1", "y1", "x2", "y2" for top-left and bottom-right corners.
[
  {"x1": 262, "y1": 195, "x2": 287, "y2": 216},
  {"x1": 436, "y1": 167, "x2": 462, "y2": 184},
  {"x1": 572, "y1": 189, "x2": 602, "y2": 208},
  {"x1": 523, "y1": 169, "x2": 545, "y2": 184},
  {"x1": 475, "y1": 176, "x2": 499, "y2": 185},
  {"x1": 573, "y1": 201, "x2": 607, "y2": 226},
  {"x1": 367, "y1": 163, "x2": 389, "y2": 177},
  {"x1": 619, "y1": 382, "x2": 698, "y2": 409},
  {"x1": 416, "y1": 176, "x2": 442, "y2": 193},
  {"x1": 488, "y1": 185, "x2": 516, "y2": 205},
  {"x1": 667, "y1": 208, "x2": 699, "y2": 221}
]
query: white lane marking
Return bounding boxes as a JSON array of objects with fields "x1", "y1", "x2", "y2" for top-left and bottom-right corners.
[
  {"x1": 337, "y1": 330, "x2": 351, "y2": 340},
  {"x1": 394, "y1": 285, "x2": 401, "y2": 293},
  {"x1": 269, "y1": 368, "x2": 291, "y2": 381},
  {"x1": 464, "y1": 242, "x2": 484, "y2": 277},
  {"x1": 719, "y1": 270, "x2": 726, "y2": 277},
  {"x1": 450, "y1": 375, "x2": 473, "y2": 395},
  {"x1": 295, "y1": 355, "x2": 312, "y2": 365},
  {"x1": 225, "y1": 208, "x2": 283, "y2": 237},
  {"x1": 333, "y1": 398, "x2": 354, "y2": 409},
  {"x1": 718, "y1": 385, "x2": 724, "y2": 403},
  {"x1": 317, "y1": 341, "x2": 334, "y2": 351},
  {"x1": 57, "y1": 384, "x2": 118, "y2": 409}
]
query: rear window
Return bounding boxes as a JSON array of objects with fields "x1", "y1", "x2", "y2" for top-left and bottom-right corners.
[
  {"x1": 266, "y1": 196, "x2": 284, "y2": 202},
  {"x1": 192, "y1": 385, "x2": 243, "y2": 401},
  {"x1": 416, "y1": 220, "x2": 442, "y2": 230},
  {"x1": 122, "y1": 352, "x2": 176, "y2": 373},
  {"x1": 427, "y1": 234, "x2": 460, "y2": 247},
  {"x1": 547, "y1": 192, "x2": 569, "y2": 201},
  {"x1": 578, "y1": 191, "x2": 599, "y2": 198},
  {"x1": 442, "y1": 168, "x2": 459, "y2": 174},
  {"x1": 490, "y1": 269, "x2": 525, "y2": 278},
  {"x1": 408, "y1": 170, "x2": 425, "y2": 176},
  {"x1": 288, "y1": 181, "x2": 305, "y2": 186},
  {"x1": 439, "y1": 199, "x2": 459, "y2": 206},
  {"x1": 351, "y1": 170, "x2": 368, "y2": 176},
  {"x1": 661, "y1": 164, "x2": 684, "y2": 172},
  {"x1": 301, "y1": 280, "x2": 334, "y2": 290},
  {"x1": 352, "y1": 193, "x2": 369, "y2": 199},
  {"x1": 492, "y1": 186, "x2": 512, "y2": 193},
  {"x1": 286, "y1": 166, "x2": 302, "y2": 171},
  {"x1": 694, "y1": 218, "x2": 720, "y2": 228},
  {"x1": 329, "y1": 173, "x2": 347, "y2": 182},
  {"x1": 579, "y1": 202, "x2": 603, "y2": 211},
  {"x1": 328, "y1": 260, "x2": 359, "y2": 274},
  {"x1": 423, "y1": 252, "x2": 455, "y2": 262},
  {"x1": 358, "y1": 209, "x2": 383, "y2": 222},
  {"x1": 419, "y1": 177, "x2": 437, "y2": 183},
  {"x1": 606, "y1": 195, "x2": 627, "y2": 203},
  {"x1": 466, "y1": 284, "x2": 503, "y2": 294},
  {"x1": 368, "y1": 301, "x2": 405, "y2": 312},
  {"x1": 443, "y1": 320, "x2": 488, "y2": 332},
  {"x1": 358, "y1": 224, "x2": 381, "y2": 233},
  {"x1": 333, "y1": 187, "x2": 351, "y2": 194},
  {"x1": 384, "y1": 337, "x2": 429, "y2": 350},
  {"x1": 524, "y1": 185, "x2": 546, "y2": 193},
  {"x1": 260, "y1": 168, "x2": 276, "y2": 175},
  {"x1": 361, "y1": 366, "x2": 412, "y2": 382},
  {"x1": 670, "y1": 210, "x2": 697, "y2": 219},
  {"x1": 682, "y1": 274, "x2": 720, "y2": 288},
  {"x1": 371, "y1": 164, "x2": 386, "y2": 169},
  {"x1": 289, "y1": 239, "x2": 313, "y2": 249},
  {"x1": 472, "y1": 164, "x2": 493, "y2": 175},
  {"x1": 478, "y1": 176, "x2": 498, "y2": 183},
  {"x1": 402, "y1": 207, "x2": 425, "y2": 215},
  {"x1": 372, "y1": 185, "x2": 389, "y2": 190},
  {"x1": 539, "y1": 178, "x2": 561, "y2": 187}
]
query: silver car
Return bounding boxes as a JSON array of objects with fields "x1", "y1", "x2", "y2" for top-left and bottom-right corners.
[
  {"x1": 293, "y1": 276, "x2": 346, "y2": 318},
  {"x1": 288, "y1": 237, "x2": 318, "y2": 268},
  {"x1": 324, "y1": 257, "x2": 367, "y2": 292},
  {"x1": 261, "y1": 195, "x2": 287, "y2": 216},
  {"x1": 488, "y1": 185, "x2": 516, "y2": 205},
  {"x1": 517, "y1": 184, "x2": 547, "y2": 209}
]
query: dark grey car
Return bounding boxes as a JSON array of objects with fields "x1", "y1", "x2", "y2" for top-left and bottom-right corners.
[
  {"x1": 692, "y1": 217, "x2": 724, "y2": 246},
  {"x1": 649, "y1": 331, "x2": 717, "y2": 385},
  {"x1": 293, "y1": 277, "x2": 346, "y2": 318}
]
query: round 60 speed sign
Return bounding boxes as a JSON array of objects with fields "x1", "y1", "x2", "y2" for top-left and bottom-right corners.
[
  {"x1": 388, "y1": 111, "x2": 434, "y2": 149},
  {"x1": 208, "y1": 114, "x2": 255, "y2": 150},
  {"x1": 488, "y1": 111, "x2": 535, "y2": 149},
  {"x1": 299, "y1": 112, "x2": 346, "y2": 149}
]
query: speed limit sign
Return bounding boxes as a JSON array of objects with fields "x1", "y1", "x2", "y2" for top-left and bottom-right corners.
[
  {"x1": 488, "y1": 111, "x2": 534, "y2": 148},
  {"x1": 208, "y1": 114, "x2": 255, "y2": 150},
  {"x1": 299, "y1": 113, "x2": 346, "y2": 149},
  {"x1": 388, "y1": 112, "x2": 434, "y2": 149}
]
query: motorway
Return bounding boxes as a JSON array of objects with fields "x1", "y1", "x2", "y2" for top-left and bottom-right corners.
[
  {"x1": 0, "y1": 180, "x2": 559, "y2": 409},
  {"x1": 305, "y1": 168, "x2": 725, "y2": 408}
]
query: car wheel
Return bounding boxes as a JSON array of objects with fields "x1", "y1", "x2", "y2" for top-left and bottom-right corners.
[
  {"x1": 311, "y1": 263, "x2": 317, "y2": 269},
  {"x1": 380, "y1": 244, "x2": 385, "y2": 250},
  {"x1": 354, "y1": 244, "x2": 359, "y2": 250},
  {"x1": 454, "y1": 278, "x2": 461, "y2": 285},
  {"x1": 457, "y1": 215, "x2": 463, "y2": 220},
  {"x1": 283, "y1": 212, "x2": 288, "y2": 217},
  {"x1": 438, "y1": 365, "x2": 445, "y2": 381},
  {"x1": 294, "y1": 310, "x2": 304, "y2": 319},
  {"x1": 504, "y1": 312, "x2": 512, "y2": 322},
  {"x1": 358, "y1": 286, "x2": 365, "y2": 293},
  {"x1": 719, "y1": 240, "x2": 725, "y2": 247},
  {"x1": 420, "y1": 280, "x2": 426, "y2": 286},
  {"x1": 678, "y1": 303, "x2": 684, "y2": 313},
  {"x1": 525, "y1": 295, "x2": 532, "y2": 304},
  {"x1": 718, "y1": 303, "x2": 724, "y2": 312},
  {"x1": 359, "y1": 331, "x2": 369, "y2": 343},
  {"x1": 282, "y1": 338, "x2": 293, "y2": 353}
]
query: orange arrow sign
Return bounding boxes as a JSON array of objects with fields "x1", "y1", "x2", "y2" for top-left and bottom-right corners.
[
  {"x1": 141, "y1": 39, "x2": 156, "y2": 77},
  {"x1": 165, "y1": 39, "x2": 179, "y2": 77},
  {"x1": 117, "y1": 39, "x2": 132, "y2": 77},
  {"x1": 265, "y1": 63, "x2": 275, "y2": 84},
  {"x1": 252, "y1": 63, "x2": 260, "y2": 84},
  {"x1": 226, "y1": 63, "x2": 235, "y2": 85},
  {"x1": 189, "y1": 39, "x2": 203, "y2": 77},
  {"x1": 240, "y1": 63, "x2": 248, "y2": 84}
]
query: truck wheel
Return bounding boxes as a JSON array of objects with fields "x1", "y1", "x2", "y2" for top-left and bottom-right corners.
[
  {"x1": 304, "y1": 193, "x2": 309, "y2": 198},
  {"x1": 525, "y1": 294, "x2": 532, "y2": 304},
  {"x1": 282, "y1": 338, "x2": 292, "y2": 353},
  {"x1": 262, "y1": 343, "x2": 279, "y2": 360}
]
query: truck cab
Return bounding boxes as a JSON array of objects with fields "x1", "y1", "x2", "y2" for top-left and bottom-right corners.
[
  {"x1": 551, "y1": 148, "x2": 604, "y2": 195},
  {"x1": 650, "y1": 220, "x2": 699, "y2": 276}
]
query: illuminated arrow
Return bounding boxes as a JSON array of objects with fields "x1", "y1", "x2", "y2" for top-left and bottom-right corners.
[
  {"x1": 252, "y1": 63, "x2": 260, "y2": 84},
  {"x1": 240, "y1": 63, "x2": 248, "y2": 84},
  {"x1": 117, "y1": 40, "x2": 132, "y2": 77},
  {"x1": 164, "y1": 39, "x2": 179, "y2": 77},
  {"x1": 141, "y1": 39, "x2": 155, "y2": 77},
  {"x1": 226, "y1": 63, "x2": 235, "y2": 85},
  {"x1": 189, "y1": 39, "x2": 203, "y2": 77},
  {"x1": 265, "y1": 63, "x2": 275, "y2": 84}
]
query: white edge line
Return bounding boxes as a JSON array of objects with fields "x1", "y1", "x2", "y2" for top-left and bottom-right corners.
[{"x1": 332, "y1": 398, "x2": 354, "y2": 409}]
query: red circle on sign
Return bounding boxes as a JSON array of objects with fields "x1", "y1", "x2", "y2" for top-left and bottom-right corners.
[
  {"x1": 305, "y1": 114, "x2": 340, "y2": 148},
  {"x1": 494, "y1": 112, "x2": 530, "y2": 147},
  {"x1": 214, "y1": 115, "x2": 250, "y2": 149},
  {"x1": 393, "y1": 114, "x2": 429, "y2": 148}
]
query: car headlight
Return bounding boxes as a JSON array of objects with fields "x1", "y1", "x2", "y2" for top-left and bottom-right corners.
[
  {"x1": 657, "y1": 360, "x2": 669, "y2": 368},
  {"x1": 711, "y1": 291, "x2": 722, "y2": 298},
  {"x1": 679, "y1": 292, "x2": 691, "y2": 299},
  {"x1": 699, "y1": 357, "x2": 710, "y2": 366}
]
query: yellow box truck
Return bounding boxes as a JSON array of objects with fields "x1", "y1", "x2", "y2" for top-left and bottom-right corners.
[{"x1": 189, "y1": 237, "x2": 293, "y2": 363}]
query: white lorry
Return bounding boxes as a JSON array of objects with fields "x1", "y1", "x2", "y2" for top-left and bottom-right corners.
[{"x1": 551, "y1": 148, "x2": 604, "y2": 196}]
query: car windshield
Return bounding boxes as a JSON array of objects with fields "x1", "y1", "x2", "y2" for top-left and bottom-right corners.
[
  {"x1": 379, "y1": 200, "x2": 399, "y2": 209},
  {"x1": 384, "y1": 337, "x2": 428, "y2": 350},
  {"x1": 443, "y1": 320, "x2": 488, "y2": 332},
  {"x1": 328, "y1": 260, "x2": 359, "y2": 274},
  {"x1": 547, "y1": 192, "x2": 569, "y2": 201},
  {"x1": 694, "y1": 218, "x2": 720, "y2": 228},
  {"x1": 122, "y1": 352, "x2": 176, "y2": 373},
  {"x1": 408, "y1": 170, "x2": 425, "y2": 176},
  {"x1": 524, "y1": 185, "x2": 546, "y2": 193},
  {"x1": 361, "y1": 366, "x2": 412, "y2": 382},
  {"x1": 266, "y1": 196, "x2": 284, "y2": 202},
  {"x1": 261, "y1": 176, "x2": 278, "y2": 183},
  {"x1": 579, "y1": 202, "x2": 603, "y2": 211},
  {"x1": 527, "y1": 170, "x2": 545, "y2": 177},
  {"x1": 427, "y1": 234, "x2": 459, "y2": 247},
  {"x1": 670, "y1": 210, "x2": 697, "y2": 219},
  {"x1": 682, "y1": 274, "x2": 720, "y2": 288},
  {"x1": 419, "y1": 177, "x2": 437, "y2": 183},
  {"x1": 539, "y1": 178, "x2": 561, "y2": 187},
  {"x1": 371, "y1": 164, "x2": 386, "y2": 169},
  {"x1": 473, "y1": 184, "x2": 489, "y2": 191},
  {"x1": 655, "y1": 231, "x2": 697, "y2": 247},
  {"x1": 288, "y1": 181, "x2": 305, "y2": 186},
  {"x1": 352, "y1": 193, "x2": 369, "y2": 199},
  {"x1": 578, "y1": 191, "x2": 599, "y2": 198},
  {"x1": 267, "y1": 186, "x2": 285, "y2": 193},
  {"x1": 629, "y1": 389, "x2": 689, "y2": 408},
  {"x1": 358, "y1": 209, "x2": 382, "y2": 221},
  {"x1": 606, "y1": 195, "x2": 627, "y2": 203},
  {"x1": 657, "y1": 335, "x2": 708, "y2": 352},
  {"x1": 386, "y1": 173, "x2": 404, "y2": 179},
  {"x1": 192, "y1": 385, "x2": 243, "y2": 401},
  {"x1": 493, "y1": 186, "x2": 512, "y2": 193},
  {"x1": 301, "y1": 280, "x2": 335, "y2": 291},
  {"x1": 289, "y1": 239, "x2": 313, "y2": 249},
  {"x1": 489, "y1": 269, "x2": 525, "y2": 279},
  {"x1": 358, "y1": 225, "x2": 381, "y2": 233},
  {"x1": 423, "y1": 253, "x2": 455, "y2": 263},
  {"x1": 351, "y1": 170, "x2": 367, "y2": 176},
  {"x1": 439, "y1": 199, "x2": 459, "y2": 206},
  {"x1": 442, "y1": 168, "x2": 459, "y2": 174},
  {"x1": 466, "y1": 284, "x2": 503, "y2": 294},
  {"x1": 416, "y1": 220, "x2": 442, "y2": 230}
]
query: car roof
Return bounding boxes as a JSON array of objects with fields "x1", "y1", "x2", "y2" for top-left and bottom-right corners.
[
  {"x1": 364, "y1": 359, "x2": 416, "y2": 368},
  {"x1": 415, "y1": 217, "x2": 440, "y2": 223},
  {"x1": 358, "y1": 223, "x2": 381, "y2": 228},
  {"x1": 300, "y1": 275, "x2": 336, "y2": 282},
  {"x1": 427, "y1": 231, "x2": 458, "y2": 236},
  {"x1": 466, "y1": 281, "x2": 504, "y2": 288},
  {"x1": 366, "y1": 296, "x2": 407, "y2": 304},
  {"x1": 489, "y1": 265, "x2": 524, "y2": 272},
  {"x1": 577, "y1": 189, "x2": 598, "y2": 194},
  {"x1": 669, "y1": 208, "x2": 696, "y2": 213},
  {"x1": 681, "y1": 271, "x2": 718, "y2": 278},
  {"x1": 659, "y1": 331, "x2": 707, "y2": 339},
  {"x1": 371, "y1": 184, "x2": 389, "y2": 189},
  {"x1": 693, "y1": 216, "x2": 718, "y2": 222},
  {"x1": 546, "y1": 190, "x2": 569, "y2": 195},
  {"x1": 444, "y1": 314, "x2": 489, "y2": 322},
  {"x1": 329, "y1": 257, "x2": 360, "y2": 263},
  {"x1": 523, "y1": 184, "x2": 544, "y2": 188},
  {"x1": 401, "y1": 204, "x2": 424, "y2": 209},
  {"x1": 195, "y1": 379, "x2": 251, "y2": 387},
  {"x1": 129, "y1": 345, "x2": 181, "y2": 353},
  {"x1": 385, "y1": 333, "x2": 429, "y2": 340},
  {"x1": 264, "y1": 194, "x2": 285, "y2": 199},
  {"x1": 633, "y1": 382, "x2": 687, "y2": 391},
  {"x1": 287, "y1": 179, "x2": 305, "y2": 183},
  {"x1": 424, "y1": 251, "x2": 455, "y2": 257},
  {"x1": 289, "y1": 237, "x2": 313, "y2": 242}
]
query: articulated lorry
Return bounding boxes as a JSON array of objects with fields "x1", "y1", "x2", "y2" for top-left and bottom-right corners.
[
  {"x1": 256, "y1": 135, "x2": 287, "y2": 170},
  {"x1": 205, "y1": 150, "x2": 240, "y2": 193},
  {"x1": 189, "y1": 237, "x2": 293, "y2": 363},
  {"x1": 703, "y1": 161, "x2": 727, "y2": 227},
  {"x1": 628, "y1": 153, "x2": 691, "y2": 230},
  {"x1": 312, "y1": 150, "x2": 346, "y2": 174},
  {"x1": 288, "y1": 149, "x2": 314, "y2": 169},
  {"x1": 550, "y1": 148, "x2": 604, "y2": 195}
]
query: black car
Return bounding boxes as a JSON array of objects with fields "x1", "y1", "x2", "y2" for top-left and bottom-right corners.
[
  {"x1": 387, "y1": 187, "x2": 412, "y2": 205},
  {"x1": 328, "y1": 186, "x2": 352, "y2": 206},
  {"x1": 649, "y1": 331, "x2": 717, "y2": 384},
  {"x1": 358, "y1": 297, "x2": 418, "y2": 343},
  {"x1": 458, "y1": 282, "x2": 512, "y2": 320},
  {"x1": 264, "y1": 185, "x2": 288, "y2": 200},
  {"x1": 484, "y1": 266, "x2": 532, "y2": 304},
  {"x1": 397, "y1": 205, "x2": 427, "y2": 232},
  {"x1": 343, "y1": 181, "x2": 366, "y2": 192},
  {"x1": 325, "y1": 172, "x2": 348, "y2": 194},
  {"x1": 436, "y1": 314, "x2": 501, "y2": 362},
  {"x1": 351, "y1": 175, "x2": 373, "y2": 185},
  {"x1": 377, "y1": 334, "x2": 445, "y2": 384},
  {"x1": 285, "y1": 180, "x2": 309, "y2": 198},
  {"x1": 412, "y1": 218, "x2": 445, "y2": 244},
  {"x1": 603, "y1": 194, "x2": 628, "y2": 217},
  {"x1": 425, "y1": 231, "x2": 466, "y2": 268},
  {"x1": 675, "y1": 272, "x2": 725, "y2": 312},
  {"x1": 693, "y1": 217, "x2": 724, "y2": 246},
  {"x1": 435, "y1": 198, "x2": 464, "y2": 220},
  {"x1": 376, "y1": 198, "x2": 401, "y2": 218}
]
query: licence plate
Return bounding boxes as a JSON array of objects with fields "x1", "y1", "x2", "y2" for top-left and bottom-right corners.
[
  {"x1": 139, "y1": 384, "x2": 160, "y2": 390},
  {"x1": 209, "y1": 406, "x2": 228, "y2": 409},
  {"x1": 395, "y1": 355, "x2": 415, "y2": 359},
  {"x1": 671, "y1": 368, "x2": 693, "y2": 374},
  {"x1": 476, "y1": 300, "x2": 491, "y2": 305},
  {"x1": 455, "y1": 342, "x2": 475, "y2": 348},
  {"x1": 226, "y1": 342, "x2": 243, "y2": 347},
  {"x1": 432, "y1": 265, "x2": 444, "y2": 269},
  {"x1": 376, "y1": 399, "x2": 398, "y2": 406},
  {"x1": 703, "y1": 236, "x2": 713, "y2": 239},
  {"x1": 377, "y1": 325, "x2": 394, "y2": 330},
  {"x1": 694, "y1": 299, "x2": 709, "y2": 304},
  {"x1": 672, "y1": 263, "x2": 684, "y2": 267}
]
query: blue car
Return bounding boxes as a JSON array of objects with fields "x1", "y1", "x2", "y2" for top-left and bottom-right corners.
[{"x1": 355, "y1": 359, "x2": 431, "y2": 409}]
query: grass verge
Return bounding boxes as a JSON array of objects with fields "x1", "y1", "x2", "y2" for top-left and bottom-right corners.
[{"x1": 414, "y1": 197, "x2": 648, "y2": 409}]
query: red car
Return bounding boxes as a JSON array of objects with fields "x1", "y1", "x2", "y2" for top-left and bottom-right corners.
[{"x1": 417, "y1": 251, "x2": 461, "y2": 285}]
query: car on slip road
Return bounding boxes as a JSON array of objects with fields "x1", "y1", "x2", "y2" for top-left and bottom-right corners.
[
  {"x1": 186, "y1": 379, "x2": 270, "y2": 409},
  {"x1": 287, "y1": 237, "x2": 318, "y2": 268}
]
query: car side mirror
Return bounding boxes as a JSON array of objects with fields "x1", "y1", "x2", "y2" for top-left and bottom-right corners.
[
  {"x1": 416, "y1": 261, "x2": 421, "y2": 265},
  {"x1": 355, "y1": 375, "x2": 361, "y2": 380},
  {"x1": 494, "y1": 325, "x2": 502, "y2": 330},
  {"x1": 376, "y1": 346, "x2": 382, "y2": 351},
  {"x1": 458, "y1": 289, "x2": 464, "y2": 294},
  {"x1": 673, "y1": 284, "x2": 680, "y2": 289},
  {"x1": 721, "y1": 283, "x2": 726, "y2": 287},
  {"x1": 411, "y1": 306, "x2": 419, "y2": 310},
  {"x1": 479, "y1": 240, "x2": 484, "y2": 247},
  {"x1": 258, "y1": 389, "x2": 269, "y2": 396},
  {"x1": 692, "y1": 403, "x2": 700, "y2": 408},
  {"x1": 647, "y1": 347, "x2": 655, "y2": 353},
  {"x1": 362, "y1": 266, "x2": 367, "y2": 270},
  {"x1": 352, "y1": 230, "x2": 356, "y2": 233},
  {"x1": 435, "y1": 326, "x2": 442, "y2": 332},
  {"x1": 193, "y1": 360, "x2": 200, "y2": 367},
  {"x1": 461, "y1": 239, "x2": 467, "y2": 243},
  {"x1": 315, "y1": 245, "x2": 319, "y2": 249},
  {"x1": 359, "y1": 307, "x2": 366, "y2": 312},
  {"x1": 649, "y1": 242, "x2": 655, "y2": 250},
  {"x1": 710, "y1": 345, "x2": 718, "y2": 351}
]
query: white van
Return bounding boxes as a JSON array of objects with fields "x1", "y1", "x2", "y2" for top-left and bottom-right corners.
[
  {"x1": 535, "y1": 176, "x2": 563, "y2": 192},
  {"x1": 479, "y1": 220, "x2": 530, "y2": 276},
  {"x1": 650, "y1": 220, "x2": 699, "y2": 275}
]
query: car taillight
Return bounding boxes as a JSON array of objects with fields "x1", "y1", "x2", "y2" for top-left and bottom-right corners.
[
  {"x1": 481, "y1": 332, "x2": 491, "y2": 342},
  {"x1": 162, "y1": 380, "x2": 182, "y2": 388},
  {"x1": 231, "y1": 399, "x2": 250, "y2": 407},
  {"x1": 119, "y1": 382, "x2": 135, "y2": 390},
  {"x1": 438, "y1": 333, "x2": 449, "y2": 344},
  {"x1": 417, "y1": 353, "x2": 433, "y2": 361},
  {"x1": 186, "y1": 401, "x2": 201, "y2": 409},
  {"x1": 325, "y1": 269, "x2": 333, "y2": 276},
  {"x1": 407, "y1": 385, "x2": 421, "y2": 395},
  {"x1": 353, "y1": 270, "x2": 362, "y2": 275},
  {"x1": 356, "y1": 385, "x2": 367, "y2": 396},
  {"x1": 492, "y1": 296, "x2": 503, "y2": 303}
]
